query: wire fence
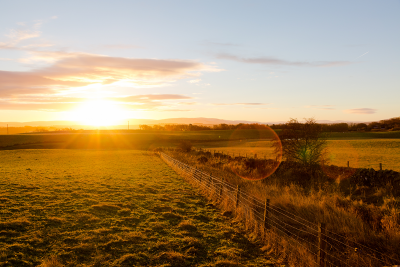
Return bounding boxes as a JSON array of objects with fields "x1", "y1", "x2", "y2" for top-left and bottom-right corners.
[{"x1": 160, "y1": 152, "x2": 399, "y2": 267}]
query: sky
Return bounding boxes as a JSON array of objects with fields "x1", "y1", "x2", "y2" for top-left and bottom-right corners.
[{"x1": 0, "y1": 0, "x2": 399, "y2": 125}]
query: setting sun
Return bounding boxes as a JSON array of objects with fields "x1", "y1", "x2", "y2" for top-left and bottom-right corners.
[
  {"x1": 1, "y1": 2, "x2": 399, "y2": 266},
  {"x1": 69, "y1": 99, "x2": 128, "y2": 126}
]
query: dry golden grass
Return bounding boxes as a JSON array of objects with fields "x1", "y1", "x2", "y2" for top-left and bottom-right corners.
[{"x1": 164, "y1": 149, "x2": 400, "y2": 266}]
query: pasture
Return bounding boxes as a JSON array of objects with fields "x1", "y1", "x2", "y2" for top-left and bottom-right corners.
[
  {"x1": 0, "y1": 150, "x2": 273, "y2": 266},
  {"x1": 0, "y1": 129, "x2": 276, "y2": 150},
  {"x1": 196, "y1": 139, "x2": 400, "y2": 172}
]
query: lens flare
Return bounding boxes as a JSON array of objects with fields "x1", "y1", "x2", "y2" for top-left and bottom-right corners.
[{"x1": 226, "y1": 125, "x2": 282, "y2": 181}]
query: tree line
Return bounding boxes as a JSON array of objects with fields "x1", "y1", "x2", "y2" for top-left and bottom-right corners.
[
  {"x1": 139, "y1": 117, "x2": 400, "y2": 132},
  {"x1": 271, "y1": 117, "x2": 400, "y2": 132},
  {"x1": 0, "y1": 126, "x2": 77, "y2": 134},
  {"x1": 138, "y1": 123, "x2": 271, "y2": 131}
]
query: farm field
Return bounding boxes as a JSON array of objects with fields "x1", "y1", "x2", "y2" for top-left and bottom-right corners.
[
  {"x1": 0, "y1": 129, "x2": 277, "y2": 149},
  {"x1": 1, "y1": 130, "x2": 399, "y2": 150},
  {"x1": 0, "y1": 150, "x2": 274, "y2": 267},
  {"x1": 197, "y1": 139, "x2": 400, "y2": 172}
]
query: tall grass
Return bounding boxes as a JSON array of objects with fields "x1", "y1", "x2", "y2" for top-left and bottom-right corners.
[{"x1": 162, "y1": 149, "x2": 400, "y2": 266}]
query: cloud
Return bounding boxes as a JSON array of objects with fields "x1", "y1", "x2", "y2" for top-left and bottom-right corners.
[
  {"x1": 306, "y1": 105, "x2": 335, "y2": 110},
  {"x1": 343, "y1": 108, "x2": 377, "y2": 114},
  {"x1": 188, "y1": 79, "x2": 201, "y2": 83},
  {"x1": 5, "y1": 29, "x2": 41, "y2": 44},
  {"x1": 212, "y1": 103, "x2": 268, "y2": 106},
  {"x1": 0, "y1": 17, "x2": 54, "y2": 47},
  {"x1": 357, "y1": 51, "x2": 369, "y2": 58},
  {"x1": 216, "y1": 53, "x2": 352, "y2": 67},
  {"x1": 0, "y1": 101, "x2": 78, "y2": 111},
  {"x1": 0, "y1": 20, "x2": 220, "y2": 112},
  {"x1": 37, "y1": 53, "x2": 207, "y2": 82},
  {"x1": 0, "y1": 93, "x2": 195, "y2": 112},
  {"x1": 0, "y1": 70, "x2": 89, "y2": 97},
  {"x1": 0, "y1": 53, "x2": 211, "y2": 98}
]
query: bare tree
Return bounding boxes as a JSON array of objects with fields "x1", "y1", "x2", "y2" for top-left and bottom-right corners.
[{"x1": 273, "y1": 118, "x2": 328, "y2": 167}]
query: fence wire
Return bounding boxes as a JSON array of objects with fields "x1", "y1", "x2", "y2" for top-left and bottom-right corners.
[{"x1": 160, "y1": 152, "x2": 398, "y2": 267}]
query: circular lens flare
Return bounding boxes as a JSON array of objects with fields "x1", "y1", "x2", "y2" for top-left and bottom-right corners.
[{"x1": 225, "y1": 125, "x2": 282, "y2": 181}]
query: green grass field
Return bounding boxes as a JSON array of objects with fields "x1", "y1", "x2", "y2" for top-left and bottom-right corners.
[
  {"x1": 0, "y1": 150, "x2": 273, "y2": 266},
  {"x1": 195, "y1": 139, "x2": 400, "y2": 172},
  {"x1": 0, "y1": 129, "x2": 277, "y2": 150}
]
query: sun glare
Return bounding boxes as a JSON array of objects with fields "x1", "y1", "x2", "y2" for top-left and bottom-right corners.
[{"x1": 70, "y1": 100, "x2": 128, "y2": 127}]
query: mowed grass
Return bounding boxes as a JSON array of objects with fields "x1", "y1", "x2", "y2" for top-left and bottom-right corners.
[
  {"x1": 198, "y1": 139, "x2": 400, "y2": 172},
  {"x1": 0, "y1": 150, "x2": 273, "y2": 267}
]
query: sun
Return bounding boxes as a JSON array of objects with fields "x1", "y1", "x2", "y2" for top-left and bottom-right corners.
[{"x1": 70, "y1": 99, "x2": 128, "y2": 126}]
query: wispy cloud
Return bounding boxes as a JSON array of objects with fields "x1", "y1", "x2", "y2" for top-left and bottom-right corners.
[
  {"x1": 357, "y1": 51, "x2": 369, "y2": 58},
  {"x1": 343, "y1": 108, "x2": 377, "y2": 114},
  {"x1": 216, "y1": 53, "x2": 352, "y2": 67},
  {"x1": 0, "y1": 17, "x2": 57, "y2": 48}
]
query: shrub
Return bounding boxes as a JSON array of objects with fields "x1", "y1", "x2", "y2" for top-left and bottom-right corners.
[{"x1": 178, "y1": 140, "x2": 192, "y2": 152}]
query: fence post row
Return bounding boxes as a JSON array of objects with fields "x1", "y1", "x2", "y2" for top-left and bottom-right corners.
[
  {"x1": 159, "y1": 153, "x2": 398, "y2": 267},
  {"x1": 318, "y1": 222, "x2": 326, "y2": 267}
]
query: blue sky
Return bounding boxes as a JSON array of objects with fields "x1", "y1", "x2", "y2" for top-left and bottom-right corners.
[{"x1": 0, "y1": 0, "x2": 399, "y2": 124}]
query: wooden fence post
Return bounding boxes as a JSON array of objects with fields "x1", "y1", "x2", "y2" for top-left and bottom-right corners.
[
  {"x1": 264, "y1": 199, "x2": 270, "y2": 229},
  {"x1": 380, "y1": 163, "x2": 382, "y2": 171},
  {"x1": 235, "y1": 185, "x2": 240, "y2": 210},
  {"x1": 347, "y1": 161, "x2": 349, "y2": 168},
  {"x1": 318, "y1": 223, "x2": 326, "y2": 267}
]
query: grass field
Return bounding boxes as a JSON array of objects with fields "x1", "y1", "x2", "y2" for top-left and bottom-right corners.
[
  {"x1": 0, "y1": 150, "x2": 274, "y2": 267},
  {"x1": 0, "y1": 129, "x2": 277, "y2": 150},
  {"x1": 195, "y1": 139, "x2": 400, "y2": 172}
]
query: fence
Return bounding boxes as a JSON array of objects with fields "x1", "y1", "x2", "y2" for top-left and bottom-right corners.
[
  {"x1": 160, "y1": 152, "x2": 399, "y2": 267},
  {"x1": 193, "y1": 148, "x2": 386, "y2": 171}
]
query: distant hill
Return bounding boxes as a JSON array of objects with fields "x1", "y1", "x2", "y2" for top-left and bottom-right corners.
[{"x1": 0, "y1": 117, "x2": 367, "y2": 129}]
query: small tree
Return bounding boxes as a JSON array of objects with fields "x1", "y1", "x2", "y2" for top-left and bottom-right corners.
[
  {"x1": 273, "y1": 118, "x2": 328, "y2": 168},
  {"x1": 178, "y1": 140, "x2": 192, "y2": 152}
]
